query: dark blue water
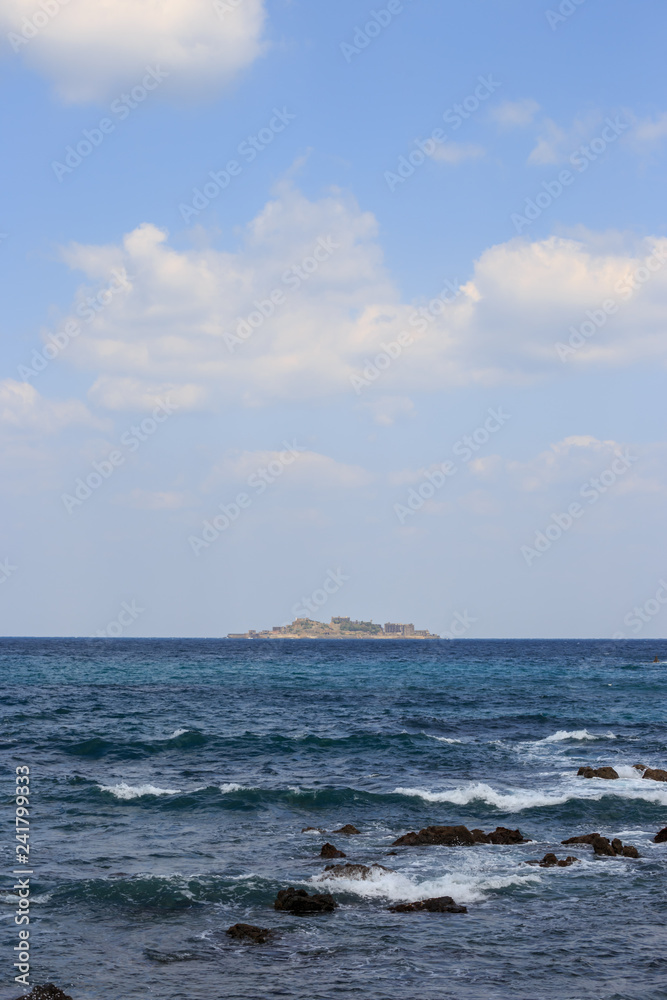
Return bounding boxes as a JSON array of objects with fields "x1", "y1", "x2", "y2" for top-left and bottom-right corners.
[{"x1": 2, "y1": 639, "x2": 666, "y2": 1000}]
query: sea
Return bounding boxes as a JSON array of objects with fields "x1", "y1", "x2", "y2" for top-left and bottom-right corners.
[{"x1": 1, "y1": 638, "x2": 666, "y2": 1000}]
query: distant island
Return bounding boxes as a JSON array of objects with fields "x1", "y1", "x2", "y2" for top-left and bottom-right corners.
[{"x1": 227, "y1": 617, "x2": 440, "y2": 639}]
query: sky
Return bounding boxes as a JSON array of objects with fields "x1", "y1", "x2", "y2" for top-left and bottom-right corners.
[{"x1": 1, "y1": 0, "x2": 666, "y2": 639}]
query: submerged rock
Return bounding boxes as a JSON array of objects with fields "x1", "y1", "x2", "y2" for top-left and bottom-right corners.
[
  {"x1": 389, "y1": 895, "x2": 467, "y2": 913},
  {"x1": 14, "y1": 988, "x2": 73, "y2": 1000},
  {"x1": 332, "y1": 824, "x2": 361, "y2": 835},
  {"x1": 274, "y1": 887, "x2": 337, "y2": 914},
  {"x1": 392, "y1": 824, "x2": 527, "y2": 847},
  {"x1": 653, "y1": 826, "x2": 667, "y2": 843},
  {"x1": 526, "y1": 853, "x2": 578, "y2": 867},
  {"x1": 226, "y1": 923, "x2": 275, "y2": 944},
  {"x1": 322, "y1": 862, "x2": 393, "y2": 880},
  {"x1": 320, "y1": 842, "x2": 346, "y2": 859},
  {"x1": 642, "y1": 767, "x2": 667, "y2": 782},
  {"x1": 577, "y1": 766, "x2": 619, "y2": 779}
]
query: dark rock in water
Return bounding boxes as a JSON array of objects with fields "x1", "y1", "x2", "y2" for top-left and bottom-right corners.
[
  {"x1": 642, "y1": 767, "x2": 667, "y2": 782},
  {"x1": 301, "y1": 826, "x2": 326, "y2": 833},
  {"x1": 274, "y1": 887, "x2": 337, "y2": 914},
  {"x1": 526, "y1": 853, "x2": 578, "y2": 867},
  {"x1": 562, "y1": 832, "x2": 639, "y2": 857},
  {"x1": 577, "y1": 766, "x2": 619, "y2": 779},
  {"x1": 386, "y1": 850, "x2": 398, "y2": 855},
  {"x1": 320, "y1": 842, "x2": 346, "y2": 859},
  {"x1": 322, "y1": 862, "x2": 393, "y2": 880},
  {"x1": 227, "y1": 923, "x2": 274, "y2": 944},
  {"x1": 390, "y1": 895, "x2": 467, "y2": 913},
  {"x1": 653, "y1": 826, "x2": 667, "y2": 843},
  {"x1": 332, "y1": 824, "x2": 360, "y2": 835},
  {"x1": 392, "y1": 824, "x2": 527, "y2": 847},
  {"x1": 487, "y1": 826, "x2": 527, "y2": 845},
  {"x1": 562, "y1": 832, "x2": 601, "y2": 845},
  {"x1": 14, "y1": 988, "x2": 73, "y2": 1000}
]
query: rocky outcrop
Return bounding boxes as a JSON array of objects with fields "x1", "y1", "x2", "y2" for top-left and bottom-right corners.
[
  {"x1": 653, "y1": 826, "x2": 667, "y2": 843},
  {"x1": 14, "y1": 988, "x2": 73, "y2": 1000},
  {"x1": 526, "y1": 853, "x2": 578, "y2": 867},
  {"x1": 320, "y1": 842, "x2": 346, "y2": 859},
  {"x1": 577, "y1": 766, "x2": 619, "y2": 779},
  {"x1": 332, "y1": 824, "x2": 360, "y2": 835},
  {"x1": 562, "y1": 833, "x2": 639, "y2": 857},
  {"x1": 642, "y1": 767, "x2": 667, "y2": 782},
  {"x1": 633, "y1": 764, "x2": 647, "y2": 772},
  {"x1": 274, "y1": 887, "x2": 337, "y2": 914},
  {"x1": 392, "y1": 824, "x2": 527, "y2": 847},
  {"x1": 227, "y1": 923, "x2": 275, "y2": 944},
  {"x1": 389, "y1": 895, "x2": 467, "y2": 913},
  {"x1": 322, "y1": 863, "x2": 393, "y2": 880}
]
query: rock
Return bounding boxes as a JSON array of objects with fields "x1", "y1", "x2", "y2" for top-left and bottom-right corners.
[
  {"x1": 577, "y1": 766, "x2": 619, "y2": 779},
  {"x1": 226, "y1": 923, "x2": 274, "y2": 944},
  {"x1": 487, "y1": 826, "x2": 527, "y2": 845},
  {"x1": 562, "y1": 832, "x2": 601, "y2": 845},
  {"x1": 320, "y1": 842, "x2": 346, "y2": 859},
  {"x1": 392, "y1": 824, "x2": 527, "y2": 847},
  {"x1": 274, "y1": 887, "x2": 337, "y2": 914},
  {"x1": 14, "y1": 988, "x2": 73, "y2": 1000},
  {"x1": 332, "y1": 824, "x2": 360, "y2": 835},
  {"x1": 653, "y1": 826, "x2": 667, "y2": 843},
  {"x1": 322, "y1": 862, "x2": 393, "y2": 880},
  {"x1": 389, "y1": 895, "x2": 467, "y2": 913},
  {"x1": 642, "y1": 767, "x2": 667, "y2": 782},
  {"x1": 611, "y1": 838, "x2": 623, "y2": 854},
  {"x1": 623, "y1": 845, "x2": 640, "y2": 858},
  {"x1": 592, "y1": 836, "x2": 617, "y2": 857},
  {"x1": 633, "y1": 764, "x2": 648, "y2": 772},
  {"x1": 301, "y1": 826, "x2": 325, "y2": 833},
  {"x1": 527, "y1": 853, "x2": 578, "y2": 867}
]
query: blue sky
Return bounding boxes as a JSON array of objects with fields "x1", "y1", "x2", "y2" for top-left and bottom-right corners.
[{"x1": 1, "y1": 0, "x2": 666, "y2": 638}]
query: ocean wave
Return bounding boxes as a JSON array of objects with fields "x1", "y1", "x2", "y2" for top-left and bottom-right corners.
[
  {"x1": 218, "y1": 783, "x2": 249, "y2": 794},
  {"x1": 394, "y1": 778, "x2": 667, "y2": 811},
  {"x1": 540, "y1": 729, "x2": 616, "y2": 743},
  {"x1": 315, "y1": 863, "x2": 539, "y2": 904},
  {"x1": 425, "y1": 735, "x2": 464, "y2": 744},
  {"x1": 98, "y1": 782, "x2": 181, "y2": 800}
]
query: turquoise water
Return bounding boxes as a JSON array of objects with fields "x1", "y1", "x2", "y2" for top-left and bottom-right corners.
[{"x1": 1, "y1": 638, "x2": 666, "y2": 1000}]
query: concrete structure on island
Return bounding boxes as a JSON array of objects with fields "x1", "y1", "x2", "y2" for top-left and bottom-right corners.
[{"x1": 227, "y1": 617, "x2": 440, "y2": 639}]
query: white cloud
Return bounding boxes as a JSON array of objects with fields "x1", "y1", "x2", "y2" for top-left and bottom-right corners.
[
  {"x1": 630, "y1": 112, "x2": 667, "y2": 144},
  {"x1": 0, "y1": 379, "x2": 106, "y2": 434},
  {"x1": 490, "y1": 99, "x2": 540, "y2": 128},
  {"x1": 527, "y1": 114, "x2": 598, "y2": 165},
  {"x1": 361, "y1": 395, "x2": 415, "y2": 426},
  {"x1": 206, "y1": 449, "x2": 374, "y2": 492},
  {"x1": 112, "y1": 489, "x2": 192, "y2": 510},
  {"x1": 0, "y1": 0, "x2": 267, "y2": 103},
  {"x1": 431, "y1": 141, "x2": 485, "y2": 165},
  {"x1": 47, "y1": 185, "x2": 667, "y2": 406}
]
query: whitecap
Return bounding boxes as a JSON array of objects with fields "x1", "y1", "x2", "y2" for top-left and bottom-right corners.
[
  {"x1": 169, "y1": 728, "x2": 189, "y2": 738},
  {"x1": 540, "y1": 729, "x2": 616, "y2": 743},
  {"x1": 393, "y1": 779, "x2": 667, "y2": 811},
  {"x1": 218, "y1": 783, "x2": 247, "y2": 793},
  {"x1": 98, "y1": 782, "x2": 181, "y2": 799},
  {"x1": 426, "y1": 735, "x2": 464, "y2": 744}
]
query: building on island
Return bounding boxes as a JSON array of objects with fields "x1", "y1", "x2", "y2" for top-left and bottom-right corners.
[{"x1": 227, "y1": 617, "x2": 439, "y2": 639}]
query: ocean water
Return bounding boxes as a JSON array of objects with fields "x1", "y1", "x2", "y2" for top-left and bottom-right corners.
[{"x1": 1, "y1": 638, "x2": 666, "y2": 1000}]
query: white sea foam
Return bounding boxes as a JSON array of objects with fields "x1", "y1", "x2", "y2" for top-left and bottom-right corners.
[
  {"x1": 426, "y1": 735, "x2": 464, "y2": 744},
  {"x1": 315, "y1": 861, "x2": 539, "y2": 904},
  {"x1": 169, "y1": 728, "x2": 189, "y2": 738},
  {"x1": 99, "y1": 782, "x2": 181, "y2": 799},
  {"x1": 540, "y1": 729, "x2": 616, "y2": 743},
  {"x1": 218, "y1": 783, "x2": 247, "y2": 793},
  {"x1": 394, "y1": 778, "x2": 667, "y2": 811}
]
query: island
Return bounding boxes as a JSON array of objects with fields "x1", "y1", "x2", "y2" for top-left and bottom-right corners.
[{"x1": 227, "y1": 617, "x2": 440, "y2": 639}]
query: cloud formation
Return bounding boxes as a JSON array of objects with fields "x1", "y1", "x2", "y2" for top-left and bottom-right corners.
[{"x1": 0, "y1": 0, "x2": 267, "y2": 103}]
